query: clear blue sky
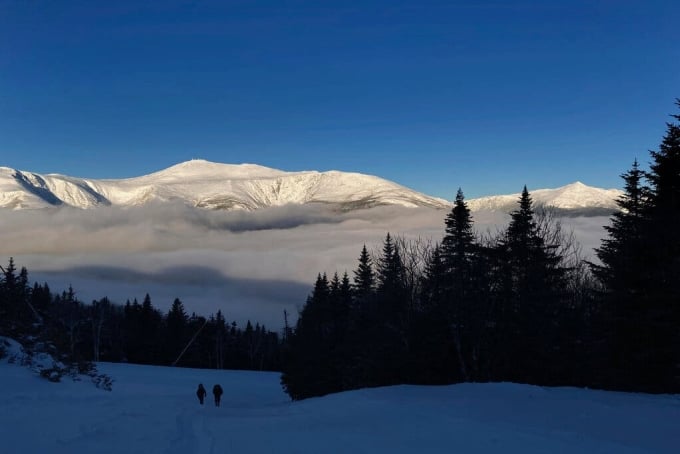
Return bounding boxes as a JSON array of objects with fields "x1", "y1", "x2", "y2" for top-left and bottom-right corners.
[{"x1": 1, "y1": 0, "x2": 678, "y2": 199}]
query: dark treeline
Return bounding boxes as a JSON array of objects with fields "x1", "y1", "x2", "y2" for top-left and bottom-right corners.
[
  {"x1": 0, "y1": 265, "x2": 282, "y2": 372},
  {"x1": 281, "y1": 100, "x2": 680, "y2": 400}
]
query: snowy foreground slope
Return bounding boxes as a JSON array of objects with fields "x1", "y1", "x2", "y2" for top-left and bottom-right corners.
[{"x1": 1, "y1": 360, "x2": 678, "y2": 454}]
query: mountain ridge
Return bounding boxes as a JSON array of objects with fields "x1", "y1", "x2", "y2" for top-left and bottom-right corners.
[
  {"x1": 468, "y1": 181, "x2": 622, "y2": 215},
  {"x1": 0, "y1": 160, "x2": 622, "y2": 214}
]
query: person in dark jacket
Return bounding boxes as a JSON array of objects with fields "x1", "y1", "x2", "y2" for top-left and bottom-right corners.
[
  {"x1": 196, "y1": 383, "x2": 207, "y2": 405},
  {"x1": 212, "y1": 384, "x2": 223, "y2": 407}
]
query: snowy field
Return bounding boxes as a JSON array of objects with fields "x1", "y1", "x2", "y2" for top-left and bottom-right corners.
[{"x1": 1, "y1": 358, "x2": 679, "y2": 454}]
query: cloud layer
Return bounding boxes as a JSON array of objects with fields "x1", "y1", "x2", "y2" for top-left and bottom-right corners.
[{"x1": 0, "y1": 203, "x2": 609, "y2": 328}]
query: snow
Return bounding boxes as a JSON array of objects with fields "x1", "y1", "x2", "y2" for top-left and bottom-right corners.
[
  {"x1": 468, "y1": 182, "x2": 622, "y2": 212},
  {"x1": 2, "y1": 160, "x2": 623, "y2": 213},
  {"x1": 1, "y1": 353, "x2": 678, "y2": 453},
  {"x1": 0, "y1": 160, "x2": 449, "y2": 211}
]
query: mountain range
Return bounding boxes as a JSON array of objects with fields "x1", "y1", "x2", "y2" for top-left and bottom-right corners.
[{"x1": 0, "y1": 159, "x2": 621, "y2": 215}]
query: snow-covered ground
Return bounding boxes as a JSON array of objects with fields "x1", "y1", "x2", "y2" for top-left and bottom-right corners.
[{"x1": 1, "y1": 357, "x2": 678, "y2": 453}]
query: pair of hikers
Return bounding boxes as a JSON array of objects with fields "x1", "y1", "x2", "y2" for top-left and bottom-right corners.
[{"x1": 196, "y1": 383, "x2": 223, "y2": 407}]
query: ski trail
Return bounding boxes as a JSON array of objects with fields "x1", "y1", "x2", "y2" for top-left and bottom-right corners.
[
  {"x1": 165, "y1": 406, "x2": 217, "y2": 454},
  {"x1": 165, "y1": 408, "x2": 195, "y2": 454},
  {"x1": 201, "y1": 412, "x2": 217, "y2": 454}
]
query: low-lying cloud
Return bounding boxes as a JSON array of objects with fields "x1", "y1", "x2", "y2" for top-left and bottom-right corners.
[{"x1": 0, "y1": 203, "x2": 610, "y2": 328}]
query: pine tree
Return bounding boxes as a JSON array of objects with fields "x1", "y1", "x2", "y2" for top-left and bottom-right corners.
[
  {"x1": 1, "y1": 258, "x2": 30, "y2": 334},
  {"x1": 592, "y1": 160, "x2": 653, "y2": 389},
  {"x1": 138, "y1": 294, "x2": 162, "y2": 364},
  {"x1": 441, "y1": 189, "x2": 476, "y2": 276},
  {"x1": 281, "y1": 273, "x2": 342, "y2": 399},
  {"x1": 420, "y1": 245, "x2": 446, "y2": 311},
  {"x1": 638, "y1": 102, "x2": 680, "y2": 391},
  {"x1": 368, "y1": 233, "x2": 409, "y2": 384},
  {"x1": 412, "y1": 244, "x2": 455, "y2": 383},
  {"x1": 376, "y1": 233, "x2": 406, "y2": 299},
  {"x1": 592, "y1": 101, "x2": 680, "y2": 392},
  {"x1": 645, "y1": 101, "x2": 680, "y2": 300},
  {"x1": 593, "y1": 160, "x2": 649, "y2": 293},
  {"x1": 496, "y1": 186, "x2": 567, "y2": 383},
  {"x1": 165, "y1": 298, "x2": 189, "y2": 364},
  {"x1": 439, "y1": 189, "x2": 480, "y2": 381},
  {"x1": 353, "y1": 244, "x2": 375, "y2": 300},
  {"x1": 212, "y1": 310, "x2": 227, "y2": 369}
]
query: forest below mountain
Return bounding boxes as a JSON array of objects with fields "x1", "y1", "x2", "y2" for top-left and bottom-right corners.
[
  {"x1": 0, "y1": 263, "x2": 283, "y2": 377},
  {"x1": 2, "y1": 101, "x2": 679, "y2": 399}
]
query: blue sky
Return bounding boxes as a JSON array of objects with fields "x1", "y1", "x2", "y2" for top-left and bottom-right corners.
[{"x1": 1, "y1": 0, "x2": 678, "y2": 199}]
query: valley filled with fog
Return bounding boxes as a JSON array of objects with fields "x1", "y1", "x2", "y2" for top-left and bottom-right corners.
[{"x1": 0, "y1": 203, "x2": 609, "y2": 328}]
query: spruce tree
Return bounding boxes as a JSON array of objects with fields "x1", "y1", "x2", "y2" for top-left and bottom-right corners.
[
  {"x1": 593, "y1": 160, "x2": 649, "y2": 293},
  {"x1": 281, "y1": 273, "x2": 342, "y2": 399},
  {"x1": 497, "y1": 186, "x2": 567, "y2": 383},
  {"x1": 371, "y1": 233, "x2": 409, "y2": 384},
  {"x1": 376, "y1": 233, "x2": 406, "y2": 300},
  {"x1": 413, "y1": 245, "x2": 455, "y2": 383},
  {"x1": 165, "y1": 298, "x2": 189, "y2": 364},
  {"x1": 645, "y1": 100, "x2": 680, "y2": 300},
  {"x1": 441, "y1": 188, "x2": 475, "y2": 276},
  {"x1": 353, "y1": 244, "x2": 375, "y2": 300},
  {"x1": 593, "y1": 102, "x2": 680, "y2": 392},
  {"x1": 638, "y1": 102, "x2": 680, "y2": 391}
]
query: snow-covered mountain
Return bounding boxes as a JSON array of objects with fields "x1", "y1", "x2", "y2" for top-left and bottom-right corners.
[
  {"x1": 0, "y1": 160, "x2": 448, "y2": 211},
  {"x1": 468, "y1": 182, "x2": 622, "y2": 216},
  {"x1": 0, "y1": 160, "x2": 622, "y2": 214}
]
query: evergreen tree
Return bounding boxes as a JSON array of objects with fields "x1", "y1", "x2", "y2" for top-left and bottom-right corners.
[
  {"x1": 376, "y1": 233, "x2": 407, "y2": 311},
  {"x1": 281, "y1": 273, "x2": 342, "y2": 399},
  {"x1": 645, "y1": 100, "x2": 680, "y2": 306},
  {"x1": 635, "y1": 102, "x2": 680, "y2": 391},
  {"x1": 212, "y1": 310, "x2": 227, "y2": 369},
  {"x1": 339, "y1": 272, "x2": 353, "y2": 305},
  {"x1": 138, "y1": 294, "x2": 162, "y2": 364},
  {"x1": 371, "y1": 233, "x2": 409, "y2": 385},
  {"x1": 412, "y1": 244, "x2": 455, "y2": 383},
  {"x1": 591, "y1": 102, "x2": 680, "y2": 392},
  {"x1": 593, "y1": 160, "x2": 649, "y2": 293},
  {"x1": 0, "y1": 258, "x2": 34, "y2": 335},
  {"x1": 591, "y1": 161, "x2": 652, "y2": 387},
  {"x1": 353, "y1": 244, "x2": 375, "y2": 300},
  {"x1": 439, "y1": 189, "x2": 480, "y2": 381},
  {"x1": 420, "y1": 245, "x2": 446, "y2": 310},
  {"x1": 441, "y1": 189, "x2": 476, "y2": 275},
  {"x1": 496, "y1": 187, "x2": 568, "y2": 383},
  {"x1": 165, "y1": 298, "x2": 189, "y2": 364}
]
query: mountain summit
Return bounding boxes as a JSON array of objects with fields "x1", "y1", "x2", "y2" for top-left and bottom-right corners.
[
  {"x1": 468, "y1": 182, "x2": 622, "y2": 215},
  {"x1": 0, "y1": 160, "x2": 621, "y2": 214},
  {"x1": 0, "y1": 160, "x2": 448, "y2": 211}
]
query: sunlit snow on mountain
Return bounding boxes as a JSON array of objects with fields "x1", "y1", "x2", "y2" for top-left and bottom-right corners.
[
  {"x1": 0, "y1": 159, "x2": 448, "y2": 211},
  {"x1": 1, "y1": 159, "x2": 621, "y2": 214}
]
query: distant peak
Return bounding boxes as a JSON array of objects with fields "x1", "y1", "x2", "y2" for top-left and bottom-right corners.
[
  {"x1": 553, "y1": 181, "x2": 590, "y2": 191},
  {"x1": 148, "y1": 160, "x2": 287, "y2": 180}
]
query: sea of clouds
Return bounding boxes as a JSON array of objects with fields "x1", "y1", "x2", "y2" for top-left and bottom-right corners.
[{"x1": 0, "y1": 203, "x2": 609, "y2": 328}]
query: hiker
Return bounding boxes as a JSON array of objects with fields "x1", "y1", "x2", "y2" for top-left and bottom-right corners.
[
  {"x1": 212, "y1": 384, "x2": 223, "y2": 407},
  {"x1": 196, "y1": 383, "x2": 207, "y2": 405}
]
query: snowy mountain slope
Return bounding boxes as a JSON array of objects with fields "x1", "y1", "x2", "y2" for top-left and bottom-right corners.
[
  {"x1": 1, "y1": 358, "x2": 678, "y2": 454},
  {"x1": 0, "y1": 160, "x2": 622, "y2": 214},
  {"x1": 0, "y1": 160, "x2": 448, "y2": 211},
  {"x1": 468, "y1": 181, "x2": 622, "y2": 215}
]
